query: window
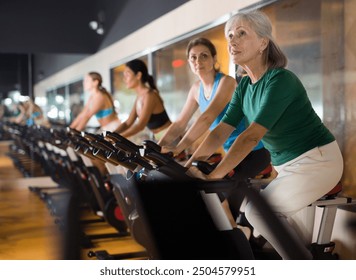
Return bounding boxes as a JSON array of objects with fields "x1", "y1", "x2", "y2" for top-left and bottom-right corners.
[
  {"x1": 46, "y1": 86, "x2": 68, "y2": 125},
  {"x1": 68, "y1": 80, "x2": 84, "y2": 123},
  {"x1": 110, "y1": 25, "x2": 230, "y2": 124}
]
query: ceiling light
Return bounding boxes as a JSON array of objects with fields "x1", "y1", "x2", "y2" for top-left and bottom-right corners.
[
  {"x1": 89, "y1": 21, "x2": 98, "y2": 30},
  {"x1": 89, "y1": 11, "x2": 105, "y2": 35},
  {"x1": 96, "y1": 27, "x2": 104, "y2": 35}
]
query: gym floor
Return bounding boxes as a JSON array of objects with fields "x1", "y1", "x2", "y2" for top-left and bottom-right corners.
[
  {"x1": 1, "y1": 140, "x2": 356, "y2": 260},
  {"x1": 0, "y1": 141, "x2": 145, "y2": 260}
]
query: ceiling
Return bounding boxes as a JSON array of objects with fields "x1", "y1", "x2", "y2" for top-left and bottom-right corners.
[
  {"x1": 0, "y1": 0, "x2": 189, "y2": 95},
  {"x1": 0, "y1": 0, "x2": 125, "y2": 54},
  {"x1": 0, "y1": 0, "x2": 127, "y2": 95}
]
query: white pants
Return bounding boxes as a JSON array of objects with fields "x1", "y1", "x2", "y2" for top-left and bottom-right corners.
[{"x1": 245, "y1": 141, "x2": 343, "y2": 259}]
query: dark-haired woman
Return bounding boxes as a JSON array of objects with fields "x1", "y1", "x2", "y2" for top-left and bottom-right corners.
[
  {"x1": 70, "y1": 72, "x2": 121, "y2": 132},
  {"x1": 114, "y1": 59, "x2": 171, "y2": 142},
  {"x1": 158, "y1": 38, "x2": 270, "y2": 226}
]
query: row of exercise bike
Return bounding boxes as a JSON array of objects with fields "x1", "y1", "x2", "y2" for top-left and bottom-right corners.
[{"x1": 1, "y1": 121, "x2": 355, "y2": 260}]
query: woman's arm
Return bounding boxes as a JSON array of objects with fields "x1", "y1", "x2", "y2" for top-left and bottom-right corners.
[
  {"x1": 173, "y1": 76, "x2": 236, "y2": 154},
  {"x1": 120, "y1": 95, "x2": 155, "y2": 138},
  {"x1": 69, "y1": 111, "x2": 83, "y2": 129},
  {"x1": 158, "y1": 83, "x2": 200, "y2": 147},
  {"x1": 207, "y1": 122, "x2": 268, "y2": 179},
  {"x1": 14, "y1": 105, "x2": 26, "y2": 124},
  {"x1": 70, "y1": 95, "x2": 104, "y2": 131},
  {"x1": 115, "y1": 100, "x2": 138, "y2": 134},
  {"x1": 185, "y1": 122, "x2": 234, "y2": 167}
]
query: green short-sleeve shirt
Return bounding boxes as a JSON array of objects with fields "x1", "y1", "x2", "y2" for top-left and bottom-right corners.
[{"x1": 222, "y1": 68, "x2": 335, "y2": 166}]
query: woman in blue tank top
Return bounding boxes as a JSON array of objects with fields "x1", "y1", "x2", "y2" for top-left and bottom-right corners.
[
  {"x1": 13, "y1": 99, "x2": 48, "y2": 127},
  {"x1": 70, "y1": 72, "x2": 121, "y2": 132},
  {"x1": 159, "y1": 37, "x2": 271, "y2": 221}
]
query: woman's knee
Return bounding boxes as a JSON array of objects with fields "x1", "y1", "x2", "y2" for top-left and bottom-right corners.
[{"x1": 244, "y1": 202, "x2": 259, "y2": 226}]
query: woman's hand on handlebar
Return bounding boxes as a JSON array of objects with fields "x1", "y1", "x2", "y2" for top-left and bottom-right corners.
[
  {"x1": 161, "y1": 145, "x2": 178, "y2": 155},
  {"x1": 187, "y1": 165, "x2": 227, "y2": 181},
  {"x1": 186, "y1": 166, "x2": 208, "y2": 180}
]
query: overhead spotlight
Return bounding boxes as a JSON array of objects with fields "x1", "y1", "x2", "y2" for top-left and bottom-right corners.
[
  {"x1": 96, "y1": 25, "x2": 104, "y2": 35},
  {"x1": 89, "y1": 20, "x2": 98, "y2": 30},
  {"x1": 89, "y1": 20, "x2": 104, "y2": 35},
  {"x1": 89, "y1": 10, "x2": 105, "y2": 35}
]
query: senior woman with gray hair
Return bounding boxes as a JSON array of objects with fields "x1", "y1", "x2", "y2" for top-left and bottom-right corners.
[{"x1": 186, "y1": 10, "x2": 343, "y2": 259}]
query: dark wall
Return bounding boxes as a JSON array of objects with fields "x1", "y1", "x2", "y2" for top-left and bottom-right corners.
[
  {"x1": 0, "y1": 0, "x2": 100, "y2": 54},
  {"x1": 33, "y1": 53, "x2": 90, "y2": 83},
  {"x1": 0, "y1": 54, "x2": 29, "y2": 97}
]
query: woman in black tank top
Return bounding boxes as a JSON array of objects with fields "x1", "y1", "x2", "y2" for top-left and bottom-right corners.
[{"x1": 114, "y1": 59, "x2": 171, "y2": 143}]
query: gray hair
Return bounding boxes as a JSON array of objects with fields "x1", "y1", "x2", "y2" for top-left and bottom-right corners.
[{"x1": 225, "y1": 10, "x2": 287, "y2": 69}]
